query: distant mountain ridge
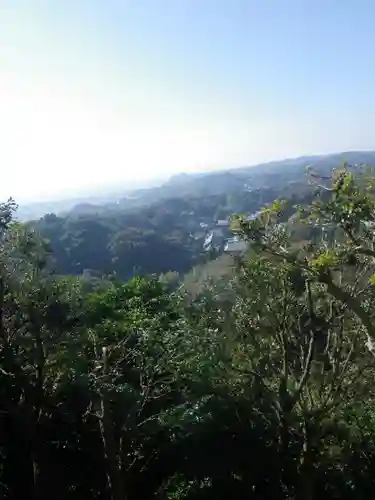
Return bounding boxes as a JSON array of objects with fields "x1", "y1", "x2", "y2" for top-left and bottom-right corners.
[
  {"x1": 28, "y1": 149, "x2": 375, "y2": 283},
  {"x1": 17, "y1": 150, "x2": 375, "y2": 221}
]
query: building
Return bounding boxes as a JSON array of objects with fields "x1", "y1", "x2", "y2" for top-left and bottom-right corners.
[
  {"x1": 217, "y1": 219, "x2": 229, "y2": 227},
  {"x1": 203, "y1": 229, "x2": 226, "y2": 252},
  {"x1": 224, "y1": 236, "x2": 247, "y2": 254}
]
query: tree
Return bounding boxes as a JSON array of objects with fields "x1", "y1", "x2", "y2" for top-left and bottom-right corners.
[
  {"x1": 0, "y1": 202, "x2": 86, "y2": 498},
  {"x1": 232, "y1": 165, "x2": 375, "y2": 353},
  {"x1": 229, "y1": 253, "x2": 375, "y2": 498},
  {"x1": 58, "y1": 278, "x2": 208, "y2": 500}
]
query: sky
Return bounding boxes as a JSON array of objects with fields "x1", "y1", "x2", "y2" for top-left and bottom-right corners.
[{"x1": 1, "y1": 1, "x2": 375, "y2": 202}]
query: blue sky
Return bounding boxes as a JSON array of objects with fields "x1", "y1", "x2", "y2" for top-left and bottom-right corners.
[{"x1": 1, "y1": 1, "x2": 375, "y2": 201}]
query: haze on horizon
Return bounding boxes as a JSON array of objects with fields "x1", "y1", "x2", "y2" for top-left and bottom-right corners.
[{"x1": 1, "y1": 1, "x2": 375, "y2": 203}]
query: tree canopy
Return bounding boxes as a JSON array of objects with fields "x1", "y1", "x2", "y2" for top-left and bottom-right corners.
[{"x1": 2, "y1": 166, "x2": 375, "y2": 499}]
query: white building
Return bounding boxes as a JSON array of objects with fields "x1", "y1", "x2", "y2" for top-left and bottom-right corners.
[
  {"x1": 224, "y1": 237, "x2": 247, "y2": 253},
  {"x1": 217, "y1": 219, "x2": 229, "y2": 227}
]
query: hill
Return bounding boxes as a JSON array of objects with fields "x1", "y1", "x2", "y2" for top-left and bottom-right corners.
[
  {"x1": 3, "y1": 165, "x2": 375, "y2": 498},
  {"x1": 17, "y1": 151, "x2": 375, "y2": 222},
  {"x1": 26, "y1": 151, "x2": 375, "y2": 282}
]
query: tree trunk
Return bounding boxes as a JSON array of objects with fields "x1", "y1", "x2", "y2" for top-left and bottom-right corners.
[
  {"x1": 99, "y1": 346, "x2": 125, "y2": 500},
  {"x1": 278, "y1": 411, "x2": 293, "y2": 496},
  {"x1": 99, "y1": 395, "x2": 125, "y2": 500},
  {"x1": 300, "y1": 419, "x2": 314, "y2": 500}
]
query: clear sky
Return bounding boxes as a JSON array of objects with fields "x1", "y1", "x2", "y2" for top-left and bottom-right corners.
[{"x1": 1, "y1": 1, "x2": 375, "y2": 202}]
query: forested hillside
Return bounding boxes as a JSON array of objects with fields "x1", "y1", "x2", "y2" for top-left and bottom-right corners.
[
  {"x1": 30, "y1": 186, "x2": 284, "y2": 281},
  {"x1": 28, "y1": 152, "x2": 372, "y2": 282},
  {"x1": 2, "y1": 164, "x2": 375, "y2": 498}
]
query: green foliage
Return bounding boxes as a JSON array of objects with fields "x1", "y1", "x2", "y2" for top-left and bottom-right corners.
[
  {"x1": 3, "y1": 164, "x2": 375, "y2": 499},
  {"x1": 30, "y1": 187, "x2": 287, "y2": 282}
]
